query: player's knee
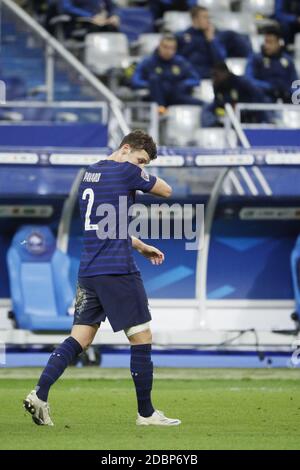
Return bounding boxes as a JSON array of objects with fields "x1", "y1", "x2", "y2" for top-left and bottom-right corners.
[
  {"x1": 128, "y1": 328, "x2": 152, "y2": 345},
  {"x1": 81, "y1": 338, "x2": 93, "y2": 351}
]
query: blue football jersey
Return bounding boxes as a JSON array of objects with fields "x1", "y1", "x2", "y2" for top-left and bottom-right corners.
[{"x1": 78, "y1": 160, "x2": 156, "y2": 276}]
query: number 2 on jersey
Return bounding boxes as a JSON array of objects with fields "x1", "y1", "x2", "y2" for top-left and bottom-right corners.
[{"x1": 82, "y1": 188, "x2": 98, "y2": 231}]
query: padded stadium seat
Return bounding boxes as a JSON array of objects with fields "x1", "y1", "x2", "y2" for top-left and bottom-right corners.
[
  {"x1": 138, "y1": 33, "x2": 162, "y2": 56},
  {"x1": 295, "y1": 34, "x2": 300, "y2": 60},
  {"x1": 7, "y1": 226, "x2": 74, "y2": 331},
  {"x1": 250, "y1": 34, "x2": 265, "y2": 53},
  {"x1": 193, "y1": 79, "x2": 214, "y2": 103},
  {"x1": 291, "y1": 236, "x2": 300, "y2": 322},
  {"x1": 164, "y1": 105, "x2": 202, "y2": 146},
  {"x1": 282, "y1": 109, "x2": 300, "y2": 128},
  {"x1": 196, "y1": 0, "x2": 231, "y2": 10},
  {"x1": 211, "y1": 12, "x2": 257, "y2": 35},
  {"x1": 194, "y1": 128, "x2": 237, "y2": 149},
  {"x1": 163, "y1": 12, "x2": 191, "y2": 33},
  {"x1": 84, "y1": 33, "x2": 130, "y2": 75},
  {"x1": 242, "y1": 0, "x2": 275, "y2": 16},
  {"x1": 226, "y1": 58, "x2": 247, "y2": 76}
]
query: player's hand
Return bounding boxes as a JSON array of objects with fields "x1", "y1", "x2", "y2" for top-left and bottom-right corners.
[
  {"x1": 92, "y1": 13, "x2": 106, "y2": 26},
  {"x1": 140, "y1": 244, "x2": 165, "y2": 265},
  {"x1": 107, "y1": 15, "x2": 120, "y2": 27}
]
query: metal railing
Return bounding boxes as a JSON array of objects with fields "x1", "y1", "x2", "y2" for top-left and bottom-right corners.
[
  {"x1": 1, "y1": 0, "x2": 130, "y2": 137},
  {"x1": 124, "y1": 102, "x2": 159, "y2": 143},
  {"x1": 235, "y1": 102, "x2": 300, "y2": 128},
  {"x1": 0, "y1": 100, "x2": 109, "y2": 121}
]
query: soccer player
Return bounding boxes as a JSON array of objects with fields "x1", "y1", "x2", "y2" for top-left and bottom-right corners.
[
  {"x1": 23, "y1": 130, "x2": 181, "y2": 427},
  {"x1": 132, "y1": 34, "x2": 202, "y2": 115},
  {"x1": 246, "y1": 27, "x2": 298, "y2": 103}
]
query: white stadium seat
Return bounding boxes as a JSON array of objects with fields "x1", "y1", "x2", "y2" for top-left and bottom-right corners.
[
  {"x1": 226, "y1": 58, "x2": 247, "y2": 76},
  {"x1": 138, "y1": 33, "x2": 162, "y2": 56},
  {"x1": 197, "y1": 0, "x2": 231, "y2": 10},
  {"x1": 164, "y1": 105, "x2": 202, "y2": 146},
  {"x1": 282, "y1": 109, "x2": 300, "y2": 129},
  {"x1": 242, "y1": 0, "x2": 275, "y2": 16},
  {"x1": 295, "y1": 33, "x2": 300, "y2": 60},
  {"x1": 163, "y1": 11, "x2": 192, "y2": 33},
  {"x1": 84, "y1": 33, "x2": 129, "y2": 75},
  {"x1": 211, "y1": 12, "x2": 257, "y2": 35},
  {"x1": 193, "y1": 79, "x2": 214, "y2": 103},
  {"x1": 250, "y1": 34, "x2": 265, "y2": 53},
  {"x1": 194, "y1": 128, "x2": 238, "y2": 149}
]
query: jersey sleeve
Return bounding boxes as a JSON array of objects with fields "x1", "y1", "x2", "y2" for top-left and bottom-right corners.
[{"x1": 123, "y1": 162, "x2": 157, "y2": 193}]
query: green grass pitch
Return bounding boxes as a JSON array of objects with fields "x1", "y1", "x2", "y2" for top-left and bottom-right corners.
[{"x1": 0, "y1": 368, "x2": 300, "y2": 450}]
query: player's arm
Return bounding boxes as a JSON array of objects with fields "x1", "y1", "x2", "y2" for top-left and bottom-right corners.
[
  {"x1": 131, "y1": 236, "x2": 165, "y2": 265},
  {"x1": 149, "y1": 177, "x2": 172, "y2": 198},
  {"x1": 124, "y1": 162, "x2": 172, "y2": 197}
]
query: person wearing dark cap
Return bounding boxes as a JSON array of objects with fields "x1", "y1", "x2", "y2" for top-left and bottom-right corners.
[
  {"x1": 246, "y1": 27, "x2": 298, "y2": 103},
  {"x1": 202, "y1": 62, "x2": 266, "y2": 127}
]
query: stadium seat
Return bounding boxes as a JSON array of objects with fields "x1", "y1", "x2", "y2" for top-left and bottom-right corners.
[
  {"x1": 211, "y1": 12, "x2": 257, "y2": 35},
  {"x1": 138, "y1": 33, "x2": 162, "y2": 56},
  {"x1": 84, "y1": 33, "x2": 130, "y2": 75},
  {"x1": 7, "y1": 226, "x2": 74, "y2": 331},
  {"x1": 282, "y1": 109, "x2": 300, "y2": 128},
  {"x1": 193, "y1": 79, "x2": 214, "y2": 103},
  {"x1": 295, "y1": 33, "x2": 300, "y2": 60},
  {"x1": 164, "y1": 105, "x2": 202, "y2": 146},
  {"x1": 196, "y1": 0, "x2": 231, "y2": 10},
  {"x1": 193, "y1": 128, "x2": 238, "y2": 149},
  {"x1": 242, "y1": 0, "x2": 275, "y2": 16},
  {"x1": 291, "y1": 235, "x2": 300, "y2": 322},
  {"x1": 226, "y1": 58, "x2": 247, "y2": 76},
  {"x1": 250, "y1": 34, "x2": 265, "y2": 53},
  {"x1": 162, "y1": 12, "x2": 191, "y2": 33}
]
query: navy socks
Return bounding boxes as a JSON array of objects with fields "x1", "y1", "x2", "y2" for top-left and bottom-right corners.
[
  {"x1": 130, "y1": 344, "x2": 155, "y2": 418},
  {"x1": 36, "y1": 336, "x2": 82, "y2": 402}
]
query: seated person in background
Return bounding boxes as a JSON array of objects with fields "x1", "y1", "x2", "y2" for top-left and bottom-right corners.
[
  {"x1": 176, "y1": 6, "x2": 226, "y2": 79},
  {"x1": 275, "y1": 0, "x2": 300, "y2": 44},
  {"x1": 60, "y1": 0, "x2": 120, "y2": 32},
  {"x1": 132, "y1": 34, "x2": 202, "y2": 114},
  {"x1": 149, "y1": 0, "x2": 197, "y2": 21},
  {"x1": 202, "y1": 62, "x2": 266, "y2": 127},
  {"x1": 176, "y1": 6, "x2": 251, "y2": 80},
  {"x1": 246, "y1": 27, "x2": 298, "y2": 103}
]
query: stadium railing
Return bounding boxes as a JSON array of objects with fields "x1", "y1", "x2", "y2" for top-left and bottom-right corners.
[{"x1": 1, "y1": 0, "x2": 130, "y2": 146}]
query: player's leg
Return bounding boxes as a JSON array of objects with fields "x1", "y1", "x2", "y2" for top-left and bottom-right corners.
[
  {"x1": 125, "y1": 325, "x2": 181, "y2": 426},
  {"x1": 23, "y1": 324, "x2": 99, "y2": 426},
  {"x1": 35, "y1": 323, "x2": 99, "y2": 402},
  {"x1": 24, "y1": 278, "x2": 103, "y2": 425},
  {"x1": 125, "y1": 325, "x2": 154, "y2": 418}
]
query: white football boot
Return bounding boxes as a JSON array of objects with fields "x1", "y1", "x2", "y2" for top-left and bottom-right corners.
[
  {"x1": 136, "y1": 410, "x2": 181, "y2": 426},
  {"x1": 23, "y1": 390, "x2": 54, "y2": 426}
]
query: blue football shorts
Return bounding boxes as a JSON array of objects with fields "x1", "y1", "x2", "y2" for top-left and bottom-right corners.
[{"x1": 73, "y1": 272, "x2": 152, "y2": 332}]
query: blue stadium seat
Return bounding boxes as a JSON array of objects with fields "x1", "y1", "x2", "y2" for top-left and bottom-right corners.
[
  {"x1": 291, "y1": 236, "x2": 300, "y2": 321},
  {"x1": 7, "y1": 226, "x2": 74, "y2": 331}
]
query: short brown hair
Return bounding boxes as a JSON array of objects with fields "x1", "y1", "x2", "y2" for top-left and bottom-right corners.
[
  {"x1": 190, "y1": 5, "x2": 208, "y2": 19},
  {"x1": 119, "y1": 129, "x2": 157, "y2": 160},
  {"x1": 160, "y1": 33, "x2": 177, "y2": 45}
]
